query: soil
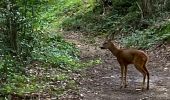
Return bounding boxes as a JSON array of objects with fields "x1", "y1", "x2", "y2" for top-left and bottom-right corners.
[{"x1": 63, "y1": 31, "x2": 170, "y2": 100}]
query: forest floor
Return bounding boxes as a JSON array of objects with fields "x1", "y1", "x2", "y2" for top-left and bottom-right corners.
[{"x1": 62, "y1": 31, "x2": 170, "y2": 100}]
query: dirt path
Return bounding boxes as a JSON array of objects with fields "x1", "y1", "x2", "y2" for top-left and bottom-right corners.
[{"x1": 64, "y1": 32, "x2": 170, "y2": 100}]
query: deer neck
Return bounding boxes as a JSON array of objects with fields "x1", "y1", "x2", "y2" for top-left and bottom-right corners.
[{"x1": 109, "y1": 44, "x2": 120, "y2": 57}]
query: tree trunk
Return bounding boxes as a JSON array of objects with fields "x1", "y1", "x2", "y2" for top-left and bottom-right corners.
[
  {"x1": 6, "y1": 0, "x2": 18, "y2": 55},
  {"x1": 141, "y1": 0, "x2": 153, "y2": 18}
]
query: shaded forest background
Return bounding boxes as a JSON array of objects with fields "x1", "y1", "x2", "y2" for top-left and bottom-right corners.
[{"x1": 0, "y1": 0, "x2": 170, "y2": 99}]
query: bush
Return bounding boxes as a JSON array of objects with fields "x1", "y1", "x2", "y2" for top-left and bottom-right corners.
[
  {"x1": 0, "y1": 55, "x2": 24, "y2": 82},
  {"x1": 120, "y1": 21, "x2": 170, "y2": 49}
]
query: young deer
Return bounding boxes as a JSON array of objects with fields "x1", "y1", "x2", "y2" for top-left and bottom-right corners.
[{"x1": 100, "y1": 39, "x2": 149, "y2": 90}]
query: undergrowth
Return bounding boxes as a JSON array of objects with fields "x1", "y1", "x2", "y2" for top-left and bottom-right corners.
[
  {"x1": 120, "y1": 21, "x2": 170, "y2": 49},
  {"x1": 0, "y1": 0, "x2": 101, "y2": 98}
]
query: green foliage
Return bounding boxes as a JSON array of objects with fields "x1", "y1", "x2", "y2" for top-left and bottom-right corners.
[
  {"x1": 120, "y1": 29, "x2": 159, "y2": 49},
  {"x1": 58, "y1": 0, "x2": 170, "y2": 49},
  {"x1": 0, "y1": 74, "x2": 39, "y2": 95},
  {"x1": 158, "y1": 22, "x2": 170, "y2": 42},
  {"x1": 0, "y1": 55, "x2": 23, "y2": 81},
  {"x1": 111, "y1": 0, "x2": 137, "y2": 14},
  {"x1": 0, "y1": 0, "x2": 102, "y2": 98},
  {"x1": 31, "y1": 33, "x2": 80, "y2": 70},
  {"x1": 0, "y1": 0, "x2": 87, "y2": 98},
  {"x1": 120, "y1": 11, "x2": 140, "y2": 29},
  {"x1": 120, "y1": 21, "x2": 170, "y2": 49},
  {"x1": 60, "y1": 0, "x2": 141, "y2": 35},
  {"x1": 0, "y1": 55, "x2": 32, "y2": 95}
]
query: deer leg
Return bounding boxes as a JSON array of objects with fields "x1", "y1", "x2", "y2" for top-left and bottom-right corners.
[
  {"x1": 124, "y1": 65, "x2": 128, "y2": 88},
  {"x1": 143, "y1": 66, "x2": 150, "y2": 90},
  {"x1": 134, "y1": 65, "x2": 147, "y2": 90},
  {"x1": 120, "y1": 65, "x2": 125, "y2": 88},
  {"x1": 142, "y1": 72, "x2": 146, "y2": 90}
]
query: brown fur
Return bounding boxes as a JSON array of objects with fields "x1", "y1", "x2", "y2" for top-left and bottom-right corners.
[{"x1": 100, "y1": 39, "x2": 149, "y2": 90}]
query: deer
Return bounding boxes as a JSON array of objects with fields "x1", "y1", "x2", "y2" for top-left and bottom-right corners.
[{"x1": 100, "y1": 37, "x2": 149, "y2": 90}]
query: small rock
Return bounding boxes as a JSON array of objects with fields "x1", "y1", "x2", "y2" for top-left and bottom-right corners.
[
  {"x1": 135, "y1": 88, "x2": 142, "y2": 91},
  {"x1": 80, "y1": 93, "x2": 84, "y2": 97},
  {"x1": 140, "y1": 96, "x2": 149, "y2": 100}
]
